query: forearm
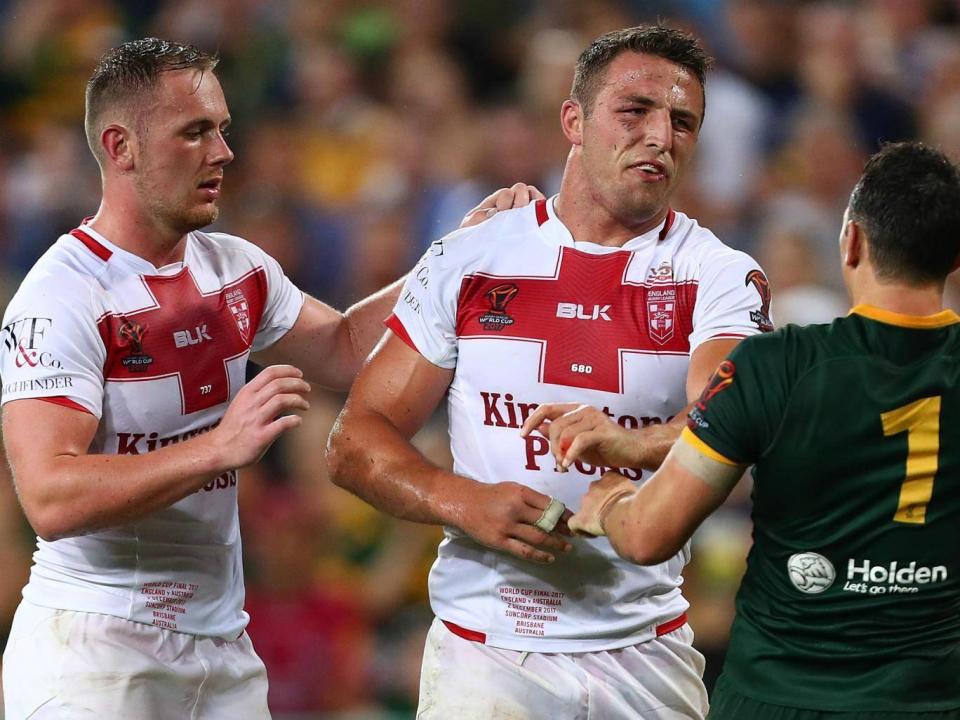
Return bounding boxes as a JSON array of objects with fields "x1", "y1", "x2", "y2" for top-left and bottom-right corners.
[
  {"x1": 338, "y1": 277, "x2": 406, "y2": 377},
  {"x1": 601, "y1": 492, "x2": 680, "y2": 565},
  {"x1": 327, "y1": 405, "x2": 472, "y2": 526},
  {"x1": 22, "y1": 434, "x2": 230, "y2": 541},
  {"x1": 629, "y1": 417, "x2": 684, "y2": 470}
]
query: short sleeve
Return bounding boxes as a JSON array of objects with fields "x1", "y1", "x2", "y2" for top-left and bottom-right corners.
[
  {"x1": 686, "y1": 331, "x2": 789, "y2": 464},
  {"x1": 248, "y1": 246, "x2": 305, "y2": 352},
  {"x1": 386, "y1": 234, "x2": 465, "y2": 369},
  {"x1": 689, "y1": 249, "x2": 774, "y2": 353},
  {"x1": 0, "y1": 279, "x2": 106, "y2": 417}
]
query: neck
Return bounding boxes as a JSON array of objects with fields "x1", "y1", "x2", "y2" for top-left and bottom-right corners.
[
  {"x1": 554, "y1": 154, "x2": 667, "y2": 247},
  {"x1": 851, "y1": 281, "x2": 945, "y2": 317},
  {"x1": 88, "y1": 189, "x2": 187, "y2": 268}
]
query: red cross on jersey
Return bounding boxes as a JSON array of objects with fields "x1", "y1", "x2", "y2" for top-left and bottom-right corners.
[
  {"x1": 98, "y1": 267, "x2": 267, "y2": 414},
  {"x1": 453, "y1": 246, "x2": 697, "y2": 393}
]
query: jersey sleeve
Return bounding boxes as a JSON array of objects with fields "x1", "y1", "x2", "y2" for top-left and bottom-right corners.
[
  {"x1": 688, "y1": 248, "x2": 774, "y2": 353},
  {"x1": 247, "y1": 245, "x2": 305, "y2": 353},
  {"x1": 686, "y1": 331, "x2": 791, "y2": 464},
  {"x1": 385, "y1": 233, "x2": 466, "y2": 369},
  {"x1": 0, "y1": 278, "x2": 106, "y2": 417}
]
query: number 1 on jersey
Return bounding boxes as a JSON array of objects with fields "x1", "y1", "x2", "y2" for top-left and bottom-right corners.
[{"x1": 881, "y1": 396, "x2": 941, "y2": 524}]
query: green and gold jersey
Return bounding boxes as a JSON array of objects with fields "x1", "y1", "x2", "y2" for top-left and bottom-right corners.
[{"x1": 688, "y1": 305, "x2": 960, "y2": 713}]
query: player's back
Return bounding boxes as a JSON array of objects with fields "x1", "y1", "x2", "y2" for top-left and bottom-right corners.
[{"x1": 725, "y1": 306, "x2": 960, "y2": 712}]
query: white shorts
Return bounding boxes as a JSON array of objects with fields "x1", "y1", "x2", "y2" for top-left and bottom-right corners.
[
  {"x1": 2, "y1": 601, "x2": 270, "y2": 720},
  {"x1": 417, "y1": 617, "x2": 707, "y2": 720}
]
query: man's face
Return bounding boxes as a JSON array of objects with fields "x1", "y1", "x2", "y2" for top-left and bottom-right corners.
[
  {"x1": 576, "y1": 51, "x2": 704, "y2": 227},
  {"x1": 131, "y1": 68, "x2": 234, "y2": 236}
]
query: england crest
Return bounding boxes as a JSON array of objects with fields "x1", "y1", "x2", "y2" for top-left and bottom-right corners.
[
  {"x1": 648, "y1": 301, "x2": 675, "y2": 344},
  {"x1": 225, "y1": 288, "x2": 251, "y2": 342}
]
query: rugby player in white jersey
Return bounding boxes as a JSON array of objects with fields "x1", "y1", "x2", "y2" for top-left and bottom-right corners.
[
  {"x1": 327, "y1": 26, "x2": 774, "y2": 720},
  {"x1": 0, "y1": 38, "x2": 537, "y2": 720}
]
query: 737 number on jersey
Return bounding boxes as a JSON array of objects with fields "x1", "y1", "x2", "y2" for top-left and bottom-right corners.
[{"x1": 881, "y1": 395, "x2": 941, "y2": 525}]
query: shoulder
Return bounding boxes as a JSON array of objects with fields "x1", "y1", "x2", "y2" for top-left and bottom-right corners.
[
  {"x1": 671, "y1": 212, "x2": 761, "y2": 276},
  {"x1": 6, "y1": 237, "x2": 102, "y2": 315},
  {"x1": 425, "y1": 203, "x2": 543, "y2": 272},
  {"x1": 732, "y1": 320, "x2": 843, "y2": 381}
]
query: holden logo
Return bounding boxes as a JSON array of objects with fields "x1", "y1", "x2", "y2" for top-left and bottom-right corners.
[{"x1": 788, "y1": 552, "x2": 835, "y2": 594}]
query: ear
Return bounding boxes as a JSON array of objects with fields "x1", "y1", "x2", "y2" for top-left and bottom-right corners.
[
  {"x1": 841, "y1": 219, "x2": 862, "y2": 269},
  {"x1": 101, "y1": 124, "x2": 136, "y2": 172},
  {"x1": 561, "y1": 99, "x2": 583, "y2": 146}
]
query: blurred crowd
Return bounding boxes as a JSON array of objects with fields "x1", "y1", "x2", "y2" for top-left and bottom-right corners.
[{"x1": 0, "y1": 0, "x2": 958, "y2": 717}]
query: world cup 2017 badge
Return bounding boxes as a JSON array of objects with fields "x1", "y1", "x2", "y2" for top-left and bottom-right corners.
[
  {"x1": 647, "y1": 286, "x2": 676, "y2": 345},
  {"x1": 479, "y1": 283, "x2": 519, "y2": 331},
  {"x1": 118, "y1": 320, "x2": 153, "y2": 372}
]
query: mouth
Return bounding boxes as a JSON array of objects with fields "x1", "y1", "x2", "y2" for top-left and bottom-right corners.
[
  {"x1": 628, "y1": 161, "x2": 667, "y2": 182},
  {"x1": 197, "y1": 177, "x2": 223, "y2": 199}
]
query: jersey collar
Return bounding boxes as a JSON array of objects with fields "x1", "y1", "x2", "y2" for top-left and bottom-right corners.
[
  {"x1": 534, "y1": 196, "x2": 675, "y2": 254},
  {"x1": 75, "y1": 221, "x2": 190, "y2": 276},
  {"x1": 849, "y1": 304, "x2": 960, "y2": 329}
]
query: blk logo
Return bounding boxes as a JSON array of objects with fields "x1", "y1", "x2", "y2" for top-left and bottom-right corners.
[
  {"x1": 173, "y1": 325, "x2": 213, "y2": 348},
  {"x1": 555, "y1": 303, "x2": 611, "y2": 321}
]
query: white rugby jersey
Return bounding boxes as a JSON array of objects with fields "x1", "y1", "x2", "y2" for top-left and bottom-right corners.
[
  {"x1": 387, "y1": 197, "x2": 770, "y2": 652},
  {"x1": 0, "y1": 222, "x2": 304, "y2": 640}
]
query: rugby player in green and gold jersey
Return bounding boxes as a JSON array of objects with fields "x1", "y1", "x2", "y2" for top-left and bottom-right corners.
[{"x1": 522, "y1": 142, "x2": 960, "y2": 719}]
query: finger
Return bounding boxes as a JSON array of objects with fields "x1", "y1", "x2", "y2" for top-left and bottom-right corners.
[
  {"x1": 262, "y1": 393, "x2": 311, "y2": 420},
  {"x1": 548, "y1": 413, "x2": 592, "y2": 467},
  {"x1": 568, "y1": 513, "x2": 601, "y2": 538},
  {"x1": 562, "y1": 430, "x2": 604, "y2": 469},
  {"x1": 512, "y1": 523, "x2": 572, "y2": 554},
  {"x1": 495, "y1": 188, "x2": 514, "y2": 212},
  {"x1": 520, "y1": 402, "x2": 580, "y2": 437},
  {"x1": 459, "y1": 206, "x2": 497, "y2": 229},
  {"x1": 268, "y1": 413, "x2": 303, "y2": 434},
  {"x1": 245, "y1": 364, "x2": 303, "y2": 393},
  {"x1": 501, "y1": 538, "x2": 556, "y2": 564},
  {"x1": 527, "y1": 184, "x2": 546, "y2": 200},
  {"x1": 518, "y1": 485, "x2": 554, "y2": 511},
  {"x1": 510, "y1": 182, "x2": 531, "y2": 206},
  {"x1": 260, "y1": 377, "x2": 311, "y2": 399}
]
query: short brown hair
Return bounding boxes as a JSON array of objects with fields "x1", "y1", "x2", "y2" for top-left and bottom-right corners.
[
  {"x1": 84, "y1": 38, "x2": 218, "y2": 163},
  {"x1": 571, "y1": 25, "x2": 711, "y2": 117}
]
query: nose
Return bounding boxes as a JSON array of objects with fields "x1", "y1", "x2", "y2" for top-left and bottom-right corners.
[
  {"x1": 211, "y1": 131, "x2": 234, "y2": 166},
  {"x1": 644, "y1": 109, "x2": 673, "y2": 154}
]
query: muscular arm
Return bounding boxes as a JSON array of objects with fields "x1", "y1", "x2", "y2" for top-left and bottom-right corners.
[
  {"x1": 254, "y1": 286, "x2": 403, "y2": 392},
  {"x1": 326, "y1": 334, "x2": 571, "y2": 563},
  {"x1": 3, "y1": 366, "x2": 309, "y2": 541},
  {"x1": 521, "y1": 336, "x2": 742, "y2": 471}
]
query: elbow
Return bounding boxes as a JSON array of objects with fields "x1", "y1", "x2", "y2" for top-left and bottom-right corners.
[
  {"x1": 17, "y1": 487, "x2": 84, "y2": 542},
  {"x1": 615, "y1": 530, "x2": 681, "y2": 567},
  {"x1": 324, "y1": 420, "x2": 353, "y2": 491},
  {"x1": 24, "y1": 505, "x2": 75, "y2": 542}
]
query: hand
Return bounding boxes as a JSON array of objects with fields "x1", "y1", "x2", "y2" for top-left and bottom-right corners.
[
  {"x1": 520, "y1": 403, "x2": 640, "y2": 471},
  {"x1": 454, "y1": 480, "x2": 573, "y2": 563},
  {"x1": 459, "y1": 183, "x2": 546, "y2": 228},
  {"x1": 209, "y1": 364, "x2": 311, "y2": 469},
  {"x1": 569, "y1": 471, "x2": 637, "y2": 538}
]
